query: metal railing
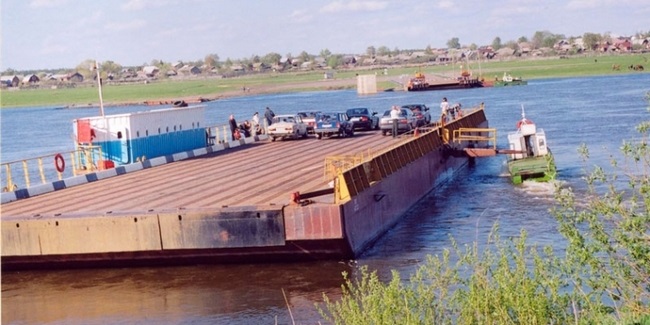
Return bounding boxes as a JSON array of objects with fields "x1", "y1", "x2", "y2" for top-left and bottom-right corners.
[
  {"x1": 323, "y1": 106, "x2": 485, "y2": 194},
  {"x1": 452, "y1": 127, "x2": 497, "y2": 149},
  {"x1": 205, "y1": 120, "x2": 268, "y2": 145},
  {"x1": 2, "y1": 121, "x2": 270, "y2": 192},
  {"x1": 2, "y1": 146, "x2": 105, "y2": 192}
]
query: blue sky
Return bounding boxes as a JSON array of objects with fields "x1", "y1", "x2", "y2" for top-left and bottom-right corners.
[{"x1": 1, "y1": 0, "x2": 648, "y2": 71}]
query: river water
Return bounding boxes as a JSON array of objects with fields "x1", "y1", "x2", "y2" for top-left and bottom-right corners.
[{"x1": 2, "y1": 73, "x2": 649, "y2": 324}]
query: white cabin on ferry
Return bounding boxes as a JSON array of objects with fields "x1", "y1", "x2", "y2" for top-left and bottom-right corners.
[{"x1": 73, "y1": 106, "x2": 206, "y2": 165}]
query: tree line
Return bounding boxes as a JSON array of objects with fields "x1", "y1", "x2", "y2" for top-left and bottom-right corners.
[{"x1": 3, "y1": 29, "x2": 649, "y2": 79}]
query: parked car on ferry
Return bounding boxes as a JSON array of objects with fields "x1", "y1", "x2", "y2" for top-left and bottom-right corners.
[
  {"x1": 297, "y1": 111, "x2": 320, "y2": 134},
  {"x1": 379, "y1": 108, "x2": 418, "y2": 136},
  {"x1": 314, "y1": 112, "x2": 354, "y2": 139},
  {"x1": 346, "y1": 107, "x2": 379, "y2": 131},
  {"x1": 401, "y1": 104, "x2": 431, "y2": 126},
  {"x1": 267, "y1": 114, "x2": 309, "y2": 141}
]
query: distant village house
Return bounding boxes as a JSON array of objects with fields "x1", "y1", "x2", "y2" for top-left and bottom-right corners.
[
  {"x1": 22, "y1": 74, "x2": 40, "y2": 84},
  {"x1": 1, "y1": 75, "x2": 20, "y2": 87},
  {"x1": 142, "y1": 66, "x2": 160, "y2": 78}
]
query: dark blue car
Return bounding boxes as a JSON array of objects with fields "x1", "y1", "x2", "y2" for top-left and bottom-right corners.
[{"x1": 314, "y1": 112, "x2": 355, "y2": 139}]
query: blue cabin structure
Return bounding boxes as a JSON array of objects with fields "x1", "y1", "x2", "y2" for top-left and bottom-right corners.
[{"x1": 74, "y1": 106, "x2": 206, "y2": 165}]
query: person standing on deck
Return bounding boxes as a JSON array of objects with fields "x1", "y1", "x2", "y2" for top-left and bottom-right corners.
[
  {"x1": 440, "y1": 97, "x2": 449, "y2": 124},
  {"x1": 264, "y1": 107, "x2": 275, "y2": 127},
  {"x1": 229, "y1": 114, "x2": 238, "y2": 140},
  {"x1": 390, "y1": 105, "x2": 401, "y2": 138},
  {"x1": 252, "y1": 112, "x2": 261, "y2": 136}
]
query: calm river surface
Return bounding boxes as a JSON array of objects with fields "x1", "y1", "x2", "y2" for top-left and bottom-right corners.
[{"x1": 2, "y1": 73, "x2": 649, "y2": 324}]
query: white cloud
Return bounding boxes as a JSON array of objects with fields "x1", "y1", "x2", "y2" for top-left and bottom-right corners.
[
  {"x1": 121, "y1": 0, "x2": 147, "y2": 11},
  {"x1": 436, "y1": 0, "x2": 454, "y2": 9},
  {"x1": 565, "y1": 0, "x2": 647, "y2": 10},
  {"x1": 40, "y1": 37, "x2": 68, "y2": 55},
  {"x1": 120, "y1": 0, "x2": 178, "y2": 11},
  {"x1": 71, "y1": 11, "x2": 104, "y2": 29},
  {"x1": 320, "y1": 1, "x2": 388, "y2": 13},
  {"x1": 104, "y1": 19, "x2": 147, "y2": 32},
  {"x1": 289, "y1": 10, "x2": 313, "y2": 23},
  {"x1": 29, "y1": 0, "x2": 69, "y2": 8}
]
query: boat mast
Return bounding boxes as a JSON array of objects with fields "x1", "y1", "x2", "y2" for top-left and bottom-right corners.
[{"x1": 93, "y1": 60, "x2": 105, "y2": 117}]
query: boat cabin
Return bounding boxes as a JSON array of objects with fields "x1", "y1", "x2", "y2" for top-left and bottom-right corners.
[{"x1": 506, "y1": 119, "x2": 548, "y2": 160}]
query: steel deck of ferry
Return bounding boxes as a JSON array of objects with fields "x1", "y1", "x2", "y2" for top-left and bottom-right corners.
[{"x1": 1, "y1": 130, "x2": 404, "y2": 219}]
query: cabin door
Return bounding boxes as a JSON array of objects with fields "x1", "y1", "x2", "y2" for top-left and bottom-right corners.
[{"x1": 119, "y1": 129, "x2": 131, "y2": 164}]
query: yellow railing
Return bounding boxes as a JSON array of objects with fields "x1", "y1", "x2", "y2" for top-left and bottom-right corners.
[
  {"x1": 452, "y1": 127, "x2": 497, "y2": 149},
  {"x1": 1, "y1": 146, "x2": 104, "y2": 192}
]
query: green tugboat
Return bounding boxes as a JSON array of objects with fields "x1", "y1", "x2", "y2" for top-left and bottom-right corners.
[
  {"x1": 494, "y1": 72, "x2": 527, "y2": 87},
  {"x1": 506, "y1": 108, "x2": 556, "y2": 184}
]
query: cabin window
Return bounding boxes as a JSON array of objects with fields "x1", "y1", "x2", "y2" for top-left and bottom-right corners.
[
  {"x1": 146, "y1": 130, "x2": 149, "y2": 136},
  {"x1": 179, "y1": 124, "x2": 182, "y2": 131},
  {"x1": 117, "y1": 131, "x2": 123, "y2": 139},
  {"x1": 174, "y1": 125, "x2": 177, "y2": 131},
  {"x1": 158, "y1": 127, "x2": 161, "y2": 134},
  {"x1": 136, "y1": 131, "x2": 140, "y2": 137},
  {"x1": 166, "y1": 126, "x2": 169, "y2": 133},
  {"x1": 197, "y1": 122, "x2": 200, "y2": 128},
  {"x1": 192, "y1": 122, "x2": 195, "y2": 128}
]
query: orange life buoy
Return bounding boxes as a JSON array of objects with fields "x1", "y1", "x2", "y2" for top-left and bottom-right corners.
[{"x1": 54, "y1": 154, "x2": 65, "y2": 173}]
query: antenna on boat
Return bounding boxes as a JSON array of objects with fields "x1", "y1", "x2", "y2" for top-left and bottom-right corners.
[
  {"x1": 521, "y1": 104, "x2": 526, "y2": 120},
  {"x1": 93, "y1": 60, "x2": 105, "y2": 117}
]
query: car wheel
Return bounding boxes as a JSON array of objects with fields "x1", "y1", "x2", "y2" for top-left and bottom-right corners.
[
  {"x1": 317, "y1": 133, "x2": 322, "y2": 139},
  {"x1": 271, "y1": 136, "x2": 276, "y2": 142},
  {"x1": 381, "y1": 131, "x2": 387, "y2": 136}
]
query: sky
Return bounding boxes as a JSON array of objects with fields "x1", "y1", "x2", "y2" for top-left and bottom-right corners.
[{"x1": 1, "y1": 0, "x2": 649, "y2": 71}]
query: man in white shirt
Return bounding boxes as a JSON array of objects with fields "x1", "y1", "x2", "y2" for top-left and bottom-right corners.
[
  {"x1": 440, "y1": 97, "x2": 449, "y2": 124},
  {"x1": 390, "y1": 105, "x2": 401, "y2": 138}
]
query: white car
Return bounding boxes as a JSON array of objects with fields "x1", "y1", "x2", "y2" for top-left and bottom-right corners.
[{"x1": 267, "y1": 114, "x2": 309, "y2": 141}]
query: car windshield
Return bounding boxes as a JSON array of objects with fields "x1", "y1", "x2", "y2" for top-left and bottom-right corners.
[
  {"x1": 274, "y1": 116, "x2": 295, "y2": 123},
  {"x1": 382, "y1": 110, "x2": 407, "y2": 117},
  {"x1": 319, "y1": 113, "x2": 337, "y2": 122},
  {"x1": 298, "y1": 112, "x2": 319, "y2": 118},
  {"x1": 347, "y1": 108, "x2": 369, "y2": 115},
  {"x1": 402, "y1": 104, "x2": 423, "y2": 112}
]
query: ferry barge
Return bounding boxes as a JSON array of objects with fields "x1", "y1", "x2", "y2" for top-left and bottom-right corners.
[
  {"x1": 405, "y1": 72, "x2": 484, "y2": 92},
  {"x1": 1, "y1": 104, "x2": 489, "y2": 270}
]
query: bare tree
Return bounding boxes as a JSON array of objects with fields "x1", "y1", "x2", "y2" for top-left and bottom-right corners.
[
  {"x1": 491, "y1": 37, "x2": 502, "y2": 50},
  {"x1": 446, "y1": 37, "x2": 460, "y2": 49},
  {"x1": 366, "y1": 46, "x2": 376, "y2": 57},
  {"x1": 320, "y1": 48, "x2": 332, "y2": 58},
  {"x1": 204, "y1": 53, "x2": 220, "y2": 68}
]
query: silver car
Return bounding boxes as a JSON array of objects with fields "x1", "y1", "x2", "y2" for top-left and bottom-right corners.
[{"x1": 379, "y1": 108, "x2": 418, "y2": 136}]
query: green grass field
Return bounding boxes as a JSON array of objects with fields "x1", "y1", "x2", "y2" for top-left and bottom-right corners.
[{"x1": 1, "y1": 53, "x2": 647, "y2": 108}]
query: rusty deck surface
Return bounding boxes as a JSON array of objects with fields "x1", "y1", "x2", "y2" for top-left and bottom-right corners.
[{"x1": 1, "y1": 130, "x2": 408, "y2": 219}]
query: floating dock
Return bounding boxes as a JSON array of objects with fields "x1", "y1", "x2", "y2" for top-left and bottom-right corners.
[{"x1": 1, "y1": 107, "x2": 489, "y2": 270}]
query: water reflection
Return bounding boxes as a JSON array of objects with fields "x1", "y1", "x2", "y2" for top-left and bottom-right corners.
[{"x1": 2, "y1": 261, "x2": 352, "y2": 324}]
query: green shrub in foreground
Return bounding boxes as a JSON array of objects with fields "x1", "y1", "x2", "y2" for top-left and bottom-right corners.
[{"x1": 318, "y1": 92, "x2": 650, "y2": 324}]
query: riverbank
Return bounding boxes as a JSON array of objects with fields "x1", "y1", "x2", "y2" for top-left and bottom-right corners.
[{"x1": 1, "y1": 53, "x2": 647, "y2": 108}]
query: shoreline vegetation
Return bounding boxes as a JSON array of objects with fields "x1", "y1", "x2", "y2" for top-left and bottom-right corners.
[{"x1": 1, "y1": 53, "x2": 647, "y2": 109}]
